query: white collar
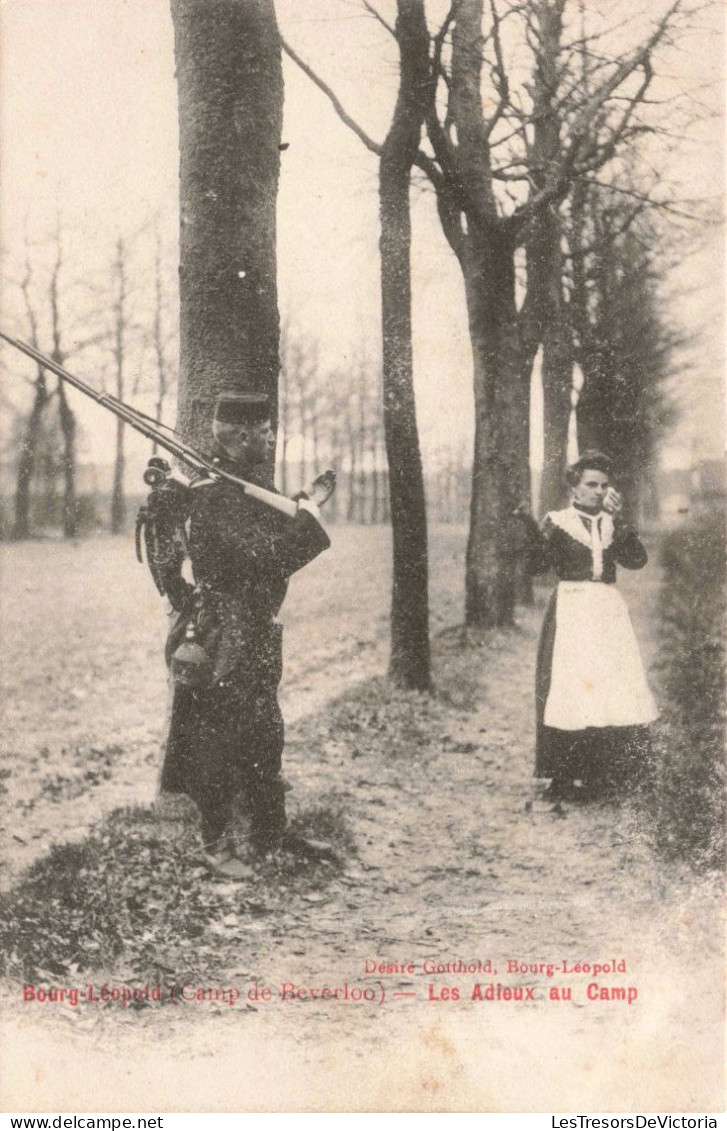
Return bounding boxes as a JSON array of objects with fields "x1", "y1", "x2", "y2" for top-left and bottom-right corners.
[{"x1": 548, "y1": 505, "x2": 614, "y2": 551}]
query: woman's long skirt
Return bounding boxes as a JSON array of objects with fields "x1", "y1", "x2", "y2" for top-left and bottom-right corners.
[{"x1": 535, "y1": 581, "x2": 658, "y2": 783}]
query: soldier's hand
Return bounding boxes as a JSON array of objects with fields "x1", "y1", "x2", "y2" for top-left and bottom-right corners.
[{"x1": 305, "y1": 469, "x2": 336, "y2": 507}]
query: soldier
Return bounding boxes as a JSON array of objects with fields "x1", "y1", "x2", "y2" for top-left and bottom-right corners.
[{"x1": 160, "y1": 392, "x2": 334, "y2": 878}]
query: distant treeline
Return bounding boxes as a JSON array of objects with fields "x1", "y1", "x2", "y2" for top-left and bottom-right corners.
[{"x1": 0, "y1": 460, "x2": 471, "y2": 538}]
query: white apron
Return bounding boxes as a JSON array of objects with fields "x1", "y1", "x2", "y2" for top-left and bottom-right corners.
[{"x1": 544, "y1": 581, "x2": 659, "y2": 731}]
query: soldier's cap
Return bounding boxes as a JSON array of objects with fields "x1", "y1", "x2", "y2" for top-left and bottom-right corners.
[{"x1": 214, "y1": 392, "x2": 270, "y2": 426}]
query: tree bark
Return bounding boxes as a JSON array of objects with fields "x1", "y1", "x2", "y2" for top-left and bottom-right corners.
[
  {"x1": 446, "y1": 0, "x2": 527, "y2": 627},
  {"x1": 171, "y1": 0, "x2": 283, "y2": 455},
  {"x1": 461, "y1": 227, "x2": 527, "y2": 626},
  {"x1": 528, "y1": 0, "x2": 572, "y2": 517},
  {"x1": 379, "y1": 0, "x2": 432, "y2": 689}
]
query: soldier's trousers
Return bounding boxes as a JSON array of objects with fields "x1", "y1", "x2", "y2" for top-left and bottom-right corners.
[{"x1": 161, "y1": 668, "x2": 285, "y2": 850}]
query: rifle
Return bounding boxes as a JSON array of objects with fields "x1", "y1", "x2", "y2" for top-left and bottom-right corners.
[{"x1": 0, "y1": 330, "x2": 299, "y2": 518}]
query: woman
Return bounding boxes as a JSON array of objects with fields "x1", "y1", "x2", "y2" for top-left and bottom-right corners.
[{"x1": 524, "y1": 451, "x2": 658, "y2": 799}]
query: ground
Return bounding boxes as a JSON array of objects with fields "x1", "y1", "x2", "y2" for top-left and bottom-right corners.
[{"x1": 1, "y1": 526, "x2": 723, "y2": 1112}]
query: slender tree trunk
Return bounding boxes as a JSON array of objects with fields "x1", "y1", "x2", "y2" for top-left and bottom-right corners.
[
  {"x1": 111, "y1": 237, "x2": 128, "y2": 534},
  {"x1": 379, "y1": 0, "x2": 431, "y2": 689},
  {"x1": 171, "y1": 0, "x2": 283, "y2": 455},
  {"x1": 152, "y1": 228, "x2": 169, "y2": 455},
  {"x1": 12, "y1": 375, "x2": 50, "y2": 540},
  {"x1": 56, "y1": 381, "x2": 78, "y2": 538},
  {"x1": 346, "y1": 410, "x2": 357, "y2": 522},
  {"x1": 48, "y1": 224, "x2": 78, "y2": 539},
  {"x1": 310, "y1": 410, "x2": 320, "y2": 478},
  {"x1": 298, "y1": 403, "x2": 307, "y2": 495},
  {"x1": 111, "y1": 416, "x2": 126, "y2": 533},
  {"x1": 328, "y1": 421, "x2": 340, "y2": 522},
  {"x1": 371, "y1": 437, "x2": 380, "y2": 523},
  {"x1": 357, "y1": 419, "x2": 367, "y2": 523},
  {"x1": 39, "y1": 449, "x2": 59, "y2": 526},
  {"x1": 14, "y1": 253, "x2": 52, "y2": 540}
]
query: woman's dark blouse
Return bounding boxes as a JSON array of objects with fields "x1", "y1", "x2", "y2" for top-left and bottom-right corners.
[{"x1": 525, "y1": 507, "x2": 648, "y2": 583}]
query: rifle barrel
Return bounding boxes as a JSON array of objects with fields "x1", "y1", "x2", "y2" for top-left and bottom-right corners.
[{"x1": 0, "y1": 331, "x2": 298, "y2": 519}]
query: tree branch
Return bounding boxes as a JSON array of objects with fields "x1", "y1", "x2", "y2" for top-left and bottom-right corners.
[
  {"x1": 281, "y1": 37, "x2": 383, "y2": 157},
  {"x1": 483, "y1": 0, "x2": 510, "y2": 140},
  {"x1": 362, "y1": 1, "x2": 397, "y2": 41},
  {"x1": 508, "y1": 1, "x2": 681, "y2": 231}
]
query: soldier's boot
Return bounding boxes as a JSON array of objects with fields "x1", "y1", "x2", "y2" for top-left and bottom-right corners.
[
  {"x1": 249, "y1": 775, "x2": 287, "y2": 855},
  {"x1": 200, "y1": 807, "x2": 253, "y2": 879},
  {"x1": 249, "y1": 777, "x2": 341, "y2": 863},
  {"x1": 200, "y1": 809, "x2": 232, "y2": 857}
]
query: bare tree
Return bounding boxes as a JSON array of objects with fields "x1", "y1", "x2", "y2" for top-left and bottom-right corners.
[
  {"x1": 521, "y1": 0, "x2": 574, "y2": 517},
  {"x1": 284, "y1": 0, "x2": 432, "y2": 687},
  {"x1": 149, "y1": 224, "x2": 177, "y2": 450},
  {"x1": 48, "y1": 221, "x2": 79, "y2": 539},
  {"x1": 570, "y1": 199, "x2": 679, "y2": 521},
  {"x1": 6, "y1": 217, "x2": 114, "y2": 539},
  {"x1": 11, "y1": 247, "x2": 53, "y2": 540},
  {"x1": 378, "y1": 0, "x2": 432, "y2": 685},
  {"x1": 420, "y1": 0, "x2": 680, "y2": 621},
  {"x1": 109, "y1": 237, "x2": 130, "y2": 534},
  {"x1": 285, "y1": 0, "x2": 682, "y2": 627}
]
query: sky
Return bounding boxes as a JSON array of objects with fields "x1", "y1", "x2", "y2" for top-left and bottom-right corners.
[{"x1": 0, "y1": 0, "x2": 723, "y2": 484}]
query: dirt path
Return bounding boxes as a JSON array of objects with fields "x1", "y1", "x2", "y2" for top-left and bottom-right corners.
[
  {"x1": 2, "y1": 530, "x2": 723, "y2": 1111},
  {"x1": 1, "y1": 527, "x2": 459, "y2": 885}
]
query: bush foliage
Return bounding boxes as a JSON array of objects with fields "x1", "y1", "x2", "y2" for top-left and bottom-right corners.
[{"x1": 649, "y1": 508, "x2": 726, "y2": 871}]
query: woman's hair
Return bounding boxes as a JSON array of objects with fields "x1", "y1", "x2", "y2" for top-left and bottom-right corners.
[{"x1": 565, "y1": 450, "x2": 612, "y2": 487}]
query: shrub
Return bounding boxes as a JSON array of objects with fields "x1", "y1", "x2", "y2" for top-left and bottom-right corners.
[{"x1": 647, "y1": 507, "x2": 726, "y2": 871}]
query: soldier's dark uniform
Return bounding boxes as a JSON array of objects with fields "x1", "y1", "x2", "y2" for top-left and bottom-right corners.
[{"x1": 160, "y1": 449, "x2": 330, "y2": 853}]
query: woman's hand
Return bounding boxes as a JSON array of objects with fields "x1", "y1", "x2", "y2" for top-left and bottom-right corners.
[{"x1": 602, "y1": 487, "x2": 623, "y2": 515}]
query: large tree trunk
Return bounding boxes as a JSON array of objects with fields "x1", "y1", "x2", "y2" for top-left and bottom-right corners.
[
  {"x1": 528, "y1": 0, "x2": 573, "y2": 517},
  {"x1": 447, "y1": 0, "x2": 527, "y2": 627},
  {"x1": 379, "y1": 0, "x2": 431, "y2": 689},
  {"x1": 171, "y1": 0, "x2": 283, "y2": 455},
  {"x1": 539, "y1": 313, "x2": 573, "y2": 516},
  {"x1": 462, "y1": 229, "x2": 527, "y2": 627}
]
